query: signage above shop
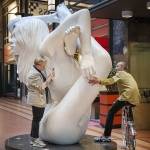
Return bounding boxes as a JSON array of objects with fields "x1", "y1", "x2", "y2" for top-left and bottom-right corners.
[{"x1": 28, "y1": 1, "x2": 48, "y2": 16}]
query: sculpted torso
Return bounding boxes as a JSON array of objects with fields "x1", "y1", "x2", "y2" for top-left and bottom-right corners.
[{"x1": 8, "y1": 4, "x2": 112, "y2": 144}]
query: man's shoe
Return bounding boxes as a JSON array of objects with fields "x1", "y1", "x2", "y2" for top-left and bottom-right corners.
[
  {"x1": 30, "y1": 138, "x2": 46, "y2": 147},
  {"x1": 94, "y1": 136, "x2": 111, "y2": 143}
]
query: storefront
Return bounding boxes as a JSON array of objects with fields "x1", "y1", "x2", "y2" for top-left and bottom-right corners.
[
  {"x1": 90, "y1": 0, "x2": 150, "y2": 129},
  {"x1": 0, "y1": 0, "x2": 48, "y2": 98}
]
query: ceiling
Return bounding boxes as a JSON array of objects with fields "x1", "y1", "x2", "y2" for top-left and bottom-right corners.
[
  {"x1": 89, "y1": 0, "x2": 150, "y2": 19},
  {"x1": 67, "y1": 0, "x2": 101, "y2": 10},
  {"x1": 68, "y1": 0, "x2": 150, "y2": 19},
  {"x1": 2, "y1": 0, "x2": 150, "y2": 20}
]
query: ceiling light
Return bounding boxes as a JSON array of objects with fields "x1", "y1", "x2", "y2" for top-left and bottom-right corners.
[
  {"x1": 122, "y1": 10, "x2": 133, "y2": 18},
  {"x1": 147, "y1": 2, "x2": 150, "y2": 10},
  {"x1": 48, "y1": 0, "x2": 55, "y2": 12}
]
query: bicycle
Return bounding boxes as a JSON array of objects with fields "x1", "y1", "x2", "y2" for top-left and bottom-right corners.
[{"x1": 122, "y1": 104, "x2": 136, "y2": 150}]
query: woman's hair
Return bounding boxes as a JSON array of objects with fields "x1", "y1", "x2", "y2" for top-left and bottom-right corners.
[{"x1": 34, "y1": 56, "x2": 47, "y2": 65}]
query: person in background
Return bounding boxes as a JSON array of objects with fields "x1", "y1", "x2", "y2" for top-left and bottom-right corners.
[
  {"x1": 27, "y1": 56, "x2": 54, "y2": 147},
  {"x1": 88, "y1": 61, "x2": 140, "y2": 143}
]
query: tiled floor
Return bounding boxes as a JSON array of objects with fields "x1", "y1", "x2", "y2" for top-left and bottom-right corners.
[{"x1": 0, "y1": 97, "x2": 150, "y2": 150}]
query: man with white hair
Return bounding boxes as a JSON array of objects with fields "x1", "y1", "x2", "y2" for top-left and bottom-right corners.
[{"x1": 89, "y1": 61, "x2": 141, "y2": 143}]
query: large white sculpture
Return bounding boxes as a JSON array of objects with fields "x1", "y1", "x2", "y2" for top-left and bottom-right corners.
[{"x1": 8, "y1": 4, "x2": 112, "y2": 145}]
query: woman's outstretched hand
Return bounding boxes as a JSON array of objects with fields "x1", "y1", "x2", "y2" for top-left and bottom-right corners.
[
  {"x1": 42, "y1": 68, "x2": 55, "y2": 89},
  {"x1": 47, "y1": 68, "x2": 55, "y2": 82}
]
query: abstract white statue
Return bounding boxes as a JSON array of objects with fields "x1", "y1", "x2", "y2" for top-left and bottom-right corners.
[{"x1": 8, "y1": 4, "x2": 112, "y2": 145}]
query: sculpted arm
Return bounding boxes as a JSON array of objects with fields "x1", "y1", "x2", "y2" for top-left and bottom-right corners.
[{"x1": 40, "y1": 9, "x2": 95, "y2": 77}]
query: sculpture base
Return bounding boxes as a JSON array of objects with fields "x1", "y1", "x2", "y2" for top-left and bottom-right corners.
[{"x1": 5, "y1": 134, "x2": 117, "y2": 150}]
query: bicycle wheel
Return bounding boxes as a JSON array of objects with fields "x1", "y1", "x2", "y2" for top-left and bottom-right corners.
[
  {"x1": 122, "y1": 110, "x2": 128, "y2": 147},
  {"x1": 128, "y1": 123, "x2": 136, "y2": 150}
]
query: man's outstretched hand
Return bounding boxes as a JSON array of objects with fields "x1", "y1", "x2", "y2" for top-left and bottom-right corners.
[{"x1": 88, "y1": 76, "x2": 101, "y2": 85}]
